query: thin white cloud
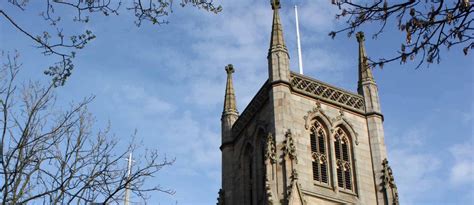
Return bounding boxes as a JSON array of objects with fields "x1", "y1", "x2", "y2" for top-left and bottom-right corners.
[
  {"x1": 390, "y1": 148, "x2": 442, "y2": 204},
  {"x1": 167, "y1": 1, "x2": 348, "y2": 110},
  {"x1": 387, "y1": 127, "x2": 443, "y2": 205},
  {"x1": 387, "y1": 125, "x2": 474, "y2": 204},
  {"x1": 297, "y1": 1, "x2": 339, "y2": 33},
  {"x1": 449, "y1": 142, "x2": 474, "y2": 186},
  {"x1": 390, "y1": 127, "x2": 427, "y2": 148},
  {"x1": 107, "y1": 84, "x2": 176, "y2": 115}
]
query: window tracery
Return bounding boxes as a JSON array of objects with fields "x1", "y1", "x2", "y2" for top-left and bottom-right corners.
[
  {"x1": 334, "y1": 127, "x2": 354, "y2": 191},
  {"x1": 310, "y1": 120, "x2": 329, "y2": 184}
]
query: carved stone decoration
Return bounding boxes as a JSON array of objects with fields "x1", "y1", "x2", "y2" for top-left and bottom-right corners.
[
  {"x1": 304, "y1": 108, "x2": 319, "y2": 130},
  {"x1": 315, "y1": 99, "x2": 321, "y2": 109},
  {"x1": 286, "y1": 169, "x2": 298, "y2": 199},
  {"x1": 286, "y1": 169, "x2": 307, "y2": 205},
  {"x1": 354, "y1": 133, "x2": 359, "y2": 145},
  {"x1": 331, "y1": 107, "x2": 345, "y2": 123},
  {"x1": 265, "y1": 178, "x2": 273, "y2": 205},
  {"x1": 291, "y1": 168, "x2": 299, "y2": 182},
  {"x1": 303, "y1": 103, "x2": 331, "y2": 130},
  {"x1": 271, "y1": 0, "x2": 281, "y2": 9},
  {"x1": 265, "y1": 133, "x2": 277, "y2": 164},
  {"x1": 382, "y1": 159, "x2": 400, "y2": 205},
  {"x1": 283, "y1": 129, "x2": 297, "y2": 163},
  {"x1": 290, "y1": 73, "x2": 365, "y2": 112},
  {"x1": 216, "y1": 189, "x2": 225, "y2": 205},
  {"x1": 331, "y1": 108, "x2": 360, "y2": 145}
]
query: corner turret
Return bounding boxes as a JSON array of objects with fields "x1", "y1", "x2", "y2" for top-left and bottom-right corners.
[
  {"x1": 356, "y1": 32, "x2": 395, "y2": 205},
  {"x1": 220, "y1": 64, "x2": 239, "y2": 204}
]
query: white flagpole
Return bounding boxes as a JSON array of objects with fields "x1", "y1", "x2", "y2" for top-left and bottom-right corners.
[
  {"x1": 124, "y1": 152, "x2": 132, "y2": 205},
  {"x1": 295, "y1": 5, "x2": 304, "y2": 75}
]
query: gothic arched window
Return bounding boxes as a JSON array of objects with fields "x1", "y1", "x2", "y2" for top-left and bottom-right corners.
[
  {"x1": 310, "y1": 120, "x2": 329, "y2": 184},
  {"x1": 334, "y1": 127, "x2": 354, "y2": 191}
]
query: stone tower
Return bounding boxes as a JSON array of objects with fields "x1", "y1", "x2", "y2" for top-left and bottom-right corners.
[{"x1": 217, "y1": 1, "x2": 399, "y2": 204}]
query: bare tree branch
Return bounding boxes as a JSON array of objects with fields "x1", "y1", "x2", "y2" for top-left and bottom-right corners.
[
  {"x1": 331, "y1": 0, "x2": 473, "y2": 68},
  {"x1": 0, "y1": 53, "x2": 174, "y2": 204},
  {"x1": 1, "y1": 0, "x2": 222, "y2": 85}
]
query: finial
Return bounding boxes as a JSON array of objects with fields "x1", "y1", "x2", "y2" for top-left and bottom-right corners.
[
  {"x1": 225, "y1": 64, "x2": 234, "y2": 74},
  {"x1": 223, "y1": 64, "x2": 238, "y2": 115},
  {"x1": 356, "y1": 31, "x2": 365, "y2": 43},
  {"x1": 271, "y1": 0, "x2": 281, "y2": 10},
  {"x1": 269, "y1": 0, "x2": 286, "y2": 51}
]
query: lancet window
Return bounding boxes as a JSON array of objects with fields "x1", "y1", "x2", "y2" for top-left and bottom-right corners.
[
  {"x1": 334, "y1": 127, "x2": 354, "y2": 191},
  {"x1": 242, "y1": 145, "x2": 254, "y2": 205},
  {"x1": 310, "y1": 120, "x2": 329, "y2": 184}
]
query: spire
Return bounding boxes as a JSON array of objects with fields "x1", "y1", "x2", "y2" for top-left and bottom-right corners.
[
  {"x1": 220, "y1": 65, "x2": 238, "y2": 204},
  {"x1": 268, "y1": 0, "x2": 290, "y2": 83},
  {"x1": 223, "y1": 64, "x2": 238, "y2": 115},
  {"x1": 356, "y1": 32, "x2": 375, "y2": 93},
  {"x1": 356, "y1": 31, "x2": 382, "y2": 114},
  {"x1": 269, "y1": 0, "x2": 287, "y2": 53}
]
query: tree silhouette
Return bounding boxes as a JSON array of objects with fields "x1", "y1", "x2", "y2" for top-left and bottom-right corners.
[
  {"x1": 0, "y1": 52, "x2": 174, "y2": 204},
  {"x1": 331, "y1": 0, "x2": 472, "y2": 68},
  {"x1": 0, "y1": 0, "x2": 221, "y2": 86}
]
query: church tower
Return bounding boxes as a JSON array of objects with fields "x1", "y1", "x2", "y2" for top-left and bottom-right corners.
[{"x1": 218, "y1": 1, "x2": 399, "y2": 204}]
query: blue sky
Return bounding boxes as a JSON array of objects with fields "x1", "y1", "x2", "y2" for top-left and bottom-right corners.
[{"x1": 1, "y1": 0, "x2": 473, "y2": 204}]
